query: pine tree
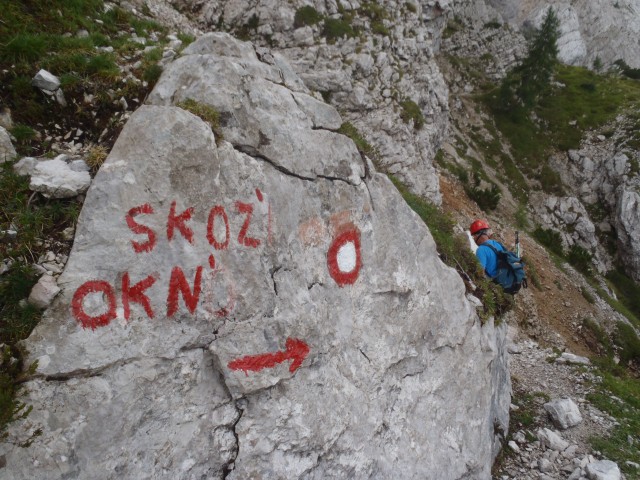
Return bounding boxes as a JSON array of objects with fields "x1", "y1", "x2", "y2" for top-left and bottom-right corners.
[{"x1": 499, "y1": 7, "x2": 560, "y2": 110}]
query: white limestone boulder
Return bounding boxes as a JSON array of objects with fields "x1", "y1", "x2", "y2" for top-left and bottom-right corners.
[
  {"x1": 1, "y1": 33, "x2": 509, "y2": 480},
  {"x1": 28, "y1": 159, "x2": 91, "y2": 199},
  {"x1": 544, "y1": 397, "x2": 583, "y2": 429}
]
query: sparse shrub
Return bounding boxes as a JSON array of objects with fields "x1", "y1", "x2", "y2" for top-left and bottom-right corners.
[
  {"x1": 322, "y1": 17, "x2": 356, "y2": 43},
  {"x1": 593, "y1": 56, "x2": 603, "y2": 71},
  {"x1": 483, "y1": 20, "x2": 501, "y2": 29},
  {"x1": 400, "y1": 99, "x2": 425, "y2": 130},
  {"x1": 614, "y1": 59, "x2": 640, "y2": 80},
  {"x1": 533, "y1": 226, "x2": 564, "y2": 257},
  {"x1": 294, "y1": 6, "x2": 324, "y2": 28},
  {"x1": 86, "y1": 145, "x2": 109, "y2": 170},
  {"x1": 567, "y1": 244, "x2": 593, "y2": 275},
  {"x1": 606, "y1": 268, "x2": 640, "y2": 325},
  {"x1": 581, "y1": 287, "x2": 595, "y2": 304},
  {"x1": 371, "y1": 22, "x2": 390, "y2": 36},
  {"x1": 466, "y1": 183, "x2": 501, "y2": 211}
]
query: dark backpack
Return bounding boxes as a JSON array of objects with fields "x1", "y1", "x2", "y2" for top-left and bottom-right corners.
[{"x1": 480, "y1": 243, "x2": 527, "y2": 294}]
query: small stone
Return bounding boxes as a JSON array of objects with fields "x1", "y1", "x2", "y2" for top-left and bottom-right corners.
[
  {"x1": 32, "y1": 69, "x2": 61, "y2": 91},
  {"x1": 28, "y1": 275, "x2": 60, "y2": 309},
  {"x1": 544, "y1": 398, "x2": 583, "y2": 429},
  {"x1": 508, "y1": 440, "x2": 520, "y2": 453}
]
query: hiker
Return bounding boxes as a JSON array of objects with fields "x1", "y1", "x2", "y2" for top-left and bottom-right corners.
[
  {"x1": 469, "y1": 219, "x2": 503, "y2": 279},
  {"x1": 470, "y1": 219, "x2": 527, "y2": 294}
]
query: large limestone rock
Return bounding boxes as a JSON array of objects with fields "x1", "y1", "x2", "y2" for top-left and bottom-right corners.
[{"x1": 1, "y1": 34, "x2": 509, "y2": 479}]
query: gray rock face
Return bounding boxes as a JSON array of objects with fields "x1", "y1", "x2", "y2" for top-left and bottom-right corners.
[
  {"x1": 616, "y1": 180, "x2": 640, "y2": 281},
  {"x1": 1, "y1": 34, "x2": 509, "y2": 479},
  {"x1": 167, "y1": 0, "x2": 449, "y2": 204}
]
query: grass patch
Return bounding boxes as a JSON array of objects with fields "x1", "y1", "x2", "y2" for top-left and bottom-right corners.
[
  {"x1": 1, "y1": 162, "x2": 81, "y2": 262},
  {"x1": 177, "y1": 99, "x2": 224, "y2": 144},
  {"x1": 337, "y1": 122, "x2": 377, "y2": 161},
  {"x1": 587, "y1": 368, "x2": 640, "y2": 476},
  {"x1": 484, "y1": 64, "x2": 640, "y2": 177},
  {"x1": 400, "y1": 99, "x2": 425, "y2": 130}
]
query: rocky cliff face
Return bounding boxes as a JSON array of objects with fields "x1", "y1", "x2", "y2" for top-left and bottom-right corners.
[
  {"x1": 1, "y1": 33, "x2": 510, "y2": 479},
  {"x1": 144, "y1": 0, "x2": 452, "y2": 204},
  {"x1": 485, "y1": 0, "x2": 640, "y2": 69},
  {"x1": 441, "y1": 0, "x2": 640, "y2": 281}
]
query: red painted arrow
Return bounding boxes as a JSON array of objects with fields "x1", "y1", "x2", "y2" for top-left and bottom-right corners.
[{"x1": 228, "y1": 337, "x2": 310, "y2": 375}]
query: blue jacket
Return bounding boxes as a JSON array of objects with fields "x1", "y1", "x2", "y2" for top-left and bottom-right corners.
[{"x1": 476, "y1": 240, "x2": 506, "y2": 278}]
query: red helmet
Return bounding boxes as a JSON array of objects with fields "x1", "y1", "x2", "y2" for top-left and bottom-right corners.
[{"x1": 470, "y1": 219, "x2": 490, "y2": 235}]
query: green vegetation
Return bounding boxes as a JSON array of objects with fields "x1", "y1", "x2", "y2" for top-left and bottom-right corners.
[
  {"x1": 499, "y1": 8, "x2": 560, "y2": 110},
  {"x1": 482, "y1": 6, "x2": 640, "y2": 202},
  {"x1": 390, "y1": 177, "x2": 511, "y2": 323},
  {"x1": 566, "y1": 245, "x2": 593, "y2": 275},
  {"x1": 177, "y1": 99, "x2": 224, "y2": 144},
  {"x1": 533, "y1": 227, "x2": 599, "y2": 276},
  {"x1": 322, "y1": 17, "x2": 357, "y2": 43},
  {"x1": 442, "y1": 18, "x2": 462, "y2": 39},
  {"x1": 465, "y1": 176, "x2": 501, "y2": 211},
  {"x1": 294, "y1": 6, "x2": 324, "y2": 28},
  {"x1": 532, "y1": 227, "x2": 564, "y2": 257},
  {"x1": 360, "y1": 2, "x2": 389, "y2": 36},
  {"x1": 483, "y1": 20, "x2": 501, "y2": 30},
  {"x1": 0, "y1": 0, "x2": 169, "y2": 156},
  {"x1": 399, "y1": 99, "x2": 425, "y2": 130},
  {"x1": 587, "y1": 369, "x2": 640, "y2": 476},
  {"x1": 614, "y1": 59, "x2": 640, "y2": 80},
  {"x1": 606, "y1": 268, "x2": 640, "y2": 326},
  {"x1": 337, "y1": 122, "x2": 378, "y2": 161}
]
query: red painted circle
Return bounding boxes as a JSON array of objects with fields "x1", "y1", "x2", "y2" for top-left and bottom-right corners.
[
  {"x1": 71, "y1": 280, "x2": 117, "y2": 329},
  {"x1": 327, "y1": 228, "x2": 361, "y2": 286}
]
